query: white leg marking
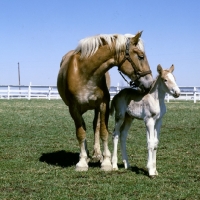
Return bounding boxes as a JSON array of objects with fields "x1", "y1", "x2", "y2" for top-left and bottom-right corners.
[
  {"x1": 146, "y1": 118, "x2": 157, "y2": 176},
  {"x1": 152, "y1": 119, "x2": 162, "y2": 176},
  {"x1": 76, "y1": 140, "x2": 89, "y2": 171},
  {"x1": 112, "y1": 134, "x2": 119, "y2": 170},
  {"x1": 120, "y1": 116, "x2": 133, "y2": 169},
  {"x1": 101, "y1": 140, "x2": 112, "y2": 171},
  {"x1": 111, "y1": 117, "x2": 124, "y2": 170}
]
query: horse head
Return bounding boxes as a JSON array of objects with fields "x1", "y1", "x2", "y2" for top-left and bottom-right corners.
[
  {"x1": 118, "y1": 31, "x2": 153, "y2": 91},
  {"x1": 157, "y1": 64, "x2": 180, "y2": 98}
]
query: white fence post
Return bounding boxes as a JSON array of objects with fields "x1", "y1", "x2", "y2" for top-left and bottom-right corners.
[
  {"x1": 167, "y1": 93, "x2": 169, "y2": 102},
  {"x1": 7, "y1": 85, "x2": 10, "y2": 100},
  {"x1": 194, "y1": 87, "x2": 196, "y2": 103},
  {"x1": 117, "y1": 83, "x2": 120, "y2": 93},
  {"x1": 48, "y1": 86, "x2": 51, "y2": 100},
  {"x1": 28, "y1": 83, "x2": 31, "y2": 100}
]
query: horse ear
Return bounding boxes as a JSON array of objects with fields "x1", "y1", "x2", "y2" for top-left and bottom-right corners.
[
  {"x1": 131, "y1": 31, "x2": 143, "y2": 45},
  {"x1": 169, "y1": 64, "x2": 174, "y2": 73},
  {"x1": 157, "y1": 64, "x2": 163, "y2": 75}
]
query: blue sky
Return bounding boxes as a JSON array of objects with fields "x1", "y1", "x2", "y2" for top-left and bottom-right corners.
[{"x1": 0, "y1": 0, "x2": 200, "y2": 86}]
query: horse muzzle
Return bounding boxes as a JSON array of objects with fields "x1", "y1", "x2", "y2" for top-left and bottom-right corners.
[
  {"x1": 172, "y1": 88, "x2": 180, "y2": 98},
  {"x1": 173, "y1": 92, "x2": 180, "y2": 98},
  {"x1": 138, "y1": 74, "x2": 154, "y2": 90}
]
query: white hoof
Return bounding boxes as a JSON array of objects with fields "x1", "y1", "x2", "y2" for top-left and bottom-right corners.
[
  {"x1": 75, "y1": 166, "x2": 88, "y2": 171},
  {"x1": 112, "y1": 165, "x2": 119, "y2": 171},
  {"x1": 148, "y1": 169, "x2": 158, "y2": 177},
  {"x1": 149, "y1": 175, "x2": 156, "y2": 179},
  {"x1": 101, "y1": 158, "x2": 112, "y2": 171},
  {"x1": 123, "y1": 160, "x2": 130, "y2": 169},
  {"x1": 75, "y1": 160, "x2": 88, "y2": 171},
  {"x1": 101, "y1": 165, "x2": 112, "y2": 171}
]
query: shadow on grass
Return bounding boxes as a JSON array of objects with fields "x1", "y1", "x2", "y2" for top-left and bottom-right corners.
[
  {"x1": 130, "y1": 166, "x2": 149, "y2": 176},
  {"x1": 39, "y1": 151, "x2": 148, "y2": 176},
  {"x1": 39, "y1": 150, "x2": 101, "y2": 168},
  {"x1": 118, "y1": 164, "x2": 149, "y2": 177}
]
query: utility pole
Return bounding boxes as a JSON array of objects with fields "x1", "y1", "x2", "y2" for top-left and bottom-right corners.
[{"x1": 18, "y1": 62, "x2": 21, "y2": 92}]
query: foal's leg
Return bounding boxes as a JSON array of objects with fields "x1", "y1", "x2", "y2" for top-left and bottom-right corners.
[
  {"x1": 120, "y1": 114, "x2": 133, "y2": 169},
  {"x1": 152, "y1": 118, "x2": 162, "y2": 176},
  {"x1": 145, "y1": 117, "x2": 156, "y2": 177},
  {"x1": 99, "y1": 102, "x2": 112, "y2": 171},
  {"x1": 91, "y1": 109, "x2": 103, "y2": 162},
  {"x1": 69, "y1": 105, "x2": 89, "y2": 171},
  {"x1": 112, "y1": 113, "x2": 125, "y2": 170}
]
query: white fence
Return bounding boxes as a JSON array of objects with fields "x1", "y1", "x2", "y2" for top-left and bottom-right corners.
[
  {"x1": 0, "y1": 85, "x2": 200, "y2": 103},
  {"x1": 110, "y1": 86, "x2": 200, "y2": 103},
  {"x1": 0, "y1": 85, "x2": 60, "y2": 100}
]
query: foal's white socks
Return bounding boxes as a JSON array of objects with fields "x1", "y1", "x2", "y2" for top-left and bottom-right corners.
[{"x1": 147, "y1": 140, "x2": 159, "y2": 176}]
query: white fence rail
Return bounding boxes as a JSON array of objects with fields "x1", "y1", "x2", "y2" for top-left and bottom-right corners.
[
  {"x1": 0, "y1": 85, "x2": 60, "y2": 100},
  {"x1": 0, "y1": 85, "x2": 200, "y2": 103}
]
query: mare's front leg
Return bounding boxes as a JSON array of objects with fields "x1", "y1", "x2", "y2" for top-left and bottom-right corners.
[
  {"x1": 145, "y1": 117, "x2": 157, "y2": 177},
  {"x1": 120, "y1": 113, "x2": 134, "y2": 169},
  {"x1": 69, "y1": 105, "x2": 89, "y2": 171},
  {"x1": 91, "y1": 108, "x2": 103, "y2": 162},
  {"x1": 99, "y1": 101, "x2": 112, "y2": 171}
]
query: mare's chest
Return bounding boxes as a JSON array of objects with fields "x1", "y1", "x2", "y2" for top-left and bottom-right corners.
[{"x1": 76, "y1": 85, "x2": 104, "y2": 107}]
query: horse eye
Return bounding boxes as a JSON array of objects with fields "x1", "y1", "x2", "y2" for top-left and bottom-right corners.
[
  {"x1": 138, "y1": 55, "x2": 144, "y2": 60},
  {"x1": 164, "y1": 79, "x2": 167, "y2": 82}
]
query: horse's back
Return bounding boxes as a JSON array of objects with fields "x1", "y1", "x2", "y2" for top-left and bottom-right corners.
[
  {"x1": 110, "y1": 88, "x2": 138, "y2": 116},
  {"x1": 114, "y1": 88, "x2": 144, "y2": 103},
  {"x1": 111, "y1": 88, "x2": 155, "y2": 119},
  {"x1": 57, "y1": 50, "x2": 75, "y2": 106},
  {"x1": 60, "y1": 50, "x2": 75, "y2": 68}
]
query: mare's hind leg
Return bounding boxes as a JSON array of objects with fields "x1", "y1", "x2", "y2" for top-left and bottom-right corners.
[
  {"x1": 120, "y1": 113, "x2": 134, "y2": 169},
  {"x1": 99, "y1": 101, "x2": 112, "y2": 171},
  {"x1": 91, "y1": 109, "x2": 103, "y2": 163},
  {"x1": 69, "y1": 105, "x2": 89, "y2": 171}
]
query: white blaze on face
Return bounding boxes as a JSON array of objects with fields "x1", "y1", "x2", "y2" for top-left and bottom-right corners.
[
  {"x1": 167, "y1": 73, "x2": 176, "y2": 84},
  {"x1": 166, "y1": 73, "x2": 180, "y2": 96}
]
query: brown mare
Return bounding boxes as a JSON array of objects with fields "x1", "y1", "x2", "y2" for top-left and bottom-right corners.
[{"x1": 57, "y1": 31, "x2": 153, "y2": 171}]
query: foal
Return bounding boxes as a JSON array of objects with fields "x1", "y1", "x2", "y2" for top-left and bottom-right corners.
[{"x1": 110, "y1": 64, "x2": 180, "y2": 177}]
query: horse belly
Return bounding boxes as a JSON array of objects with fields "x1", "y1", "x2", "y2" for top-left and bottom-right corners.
[{"x1": 126, "y1": 100, "x2": 147, "y2": 119}]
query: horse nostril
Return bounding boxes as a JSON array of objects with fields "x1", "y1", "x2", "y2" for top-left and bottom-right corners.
[{"x1": 175, "y1": 91, "x2": 180, "y2": 97}]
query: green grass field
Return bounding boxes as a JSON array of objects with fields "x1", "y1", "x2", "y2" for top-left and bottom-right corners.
[{"x1": 0, "y1": 100, "x2": 200, "y2": 199}]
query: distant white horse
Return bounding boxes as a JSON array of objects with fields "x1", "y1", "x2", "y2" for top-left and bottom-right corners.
[{"x1": 110, "y1": 64, "x2": 180, "y2": 177}]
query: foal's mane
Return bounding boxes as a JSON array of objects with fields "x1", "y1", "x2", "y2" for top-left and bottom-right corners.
[
  {"x1": 74, "y1": 34, "x2": 144, "y2": 59},
  {"x1": 149, "y1": 75, "x2": 160, "y2": 93}
]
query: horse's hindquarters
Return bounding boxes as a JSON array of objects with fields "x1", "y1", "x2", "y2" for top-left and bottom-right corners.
[{"x1": 57, "y1": 68, "x2": 69, "y2": 106}]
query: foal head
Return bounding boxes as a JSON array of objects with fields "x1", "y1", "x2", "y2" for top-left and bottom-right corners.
[
  {"x1": 118, "y1": 31, "x2": 153, "y2": 90},
  {"x1": 157, "y1": 64, "x2": 180, "y2": 98}
]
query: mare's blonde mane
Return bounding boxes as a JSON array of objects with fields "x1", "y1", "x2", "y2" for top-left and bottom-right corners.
[{"x1": 74, "y1": 34, "x2": 144, "y2": 59}]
